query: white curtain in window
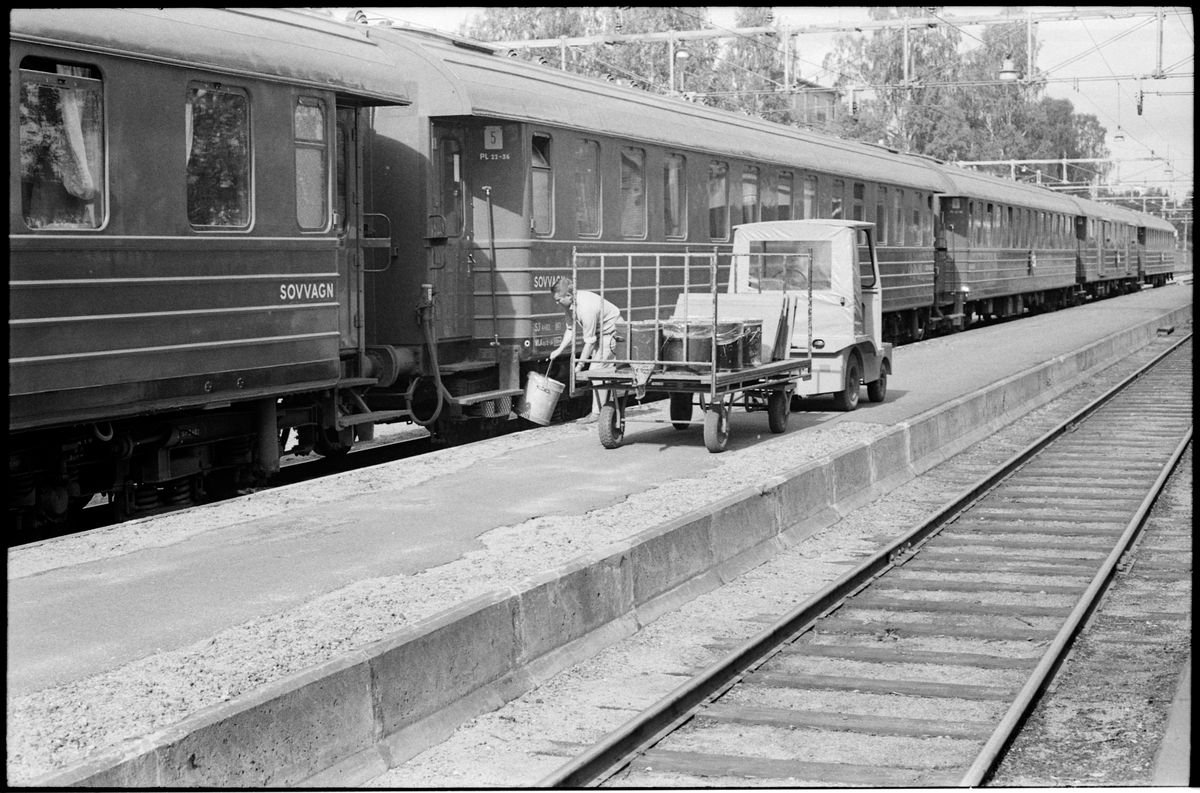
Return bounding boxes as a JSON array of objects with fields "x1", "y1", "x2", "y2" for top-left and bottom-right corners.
[
  {"x1": 56, "y1": 66, "x2": 96, "y2": 201},
  {"x1": 185, "y1": 98, "x2": 194, "y2": 165}
]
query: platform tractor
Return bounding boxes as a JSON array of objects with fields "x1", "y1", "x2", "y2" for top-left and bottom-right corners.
[{"x1": 729, "y1": 219, "x2": 892, "y2": 411}]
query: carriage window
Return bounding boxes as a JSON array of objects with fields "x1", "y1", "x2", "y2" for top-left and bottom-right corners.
[
  {"x1": 831, "y1": 180, "x2": 844, "y2": 219},
  {"x1": 802, "y1": 175, "x2": 817, "y2": 219},
  {"x1": 335, "y1": 119, "x2": 348, "y2": 233},
  {"x1": 663, "y1": 154, "x2": 686, "y2": 239},
  {"x1": 620, "y1": 147, "x2": 646, "y2": 238},
  {"x1": 741, "y1": 166, "x2": 760, "y2": 225},
  {"x1": 925, "y1": 194, "x2": 934, "y2": 246},
  {"x1": 20, "y1": 58, "x2": 105, "y2": 230},
  {"x1": 575, "y1": 139, "x2": 601, "y2": 236},
  {"x1": 187, "y1": 83, "x2": 250, "y2": 229},
  {"x1": 708, "y1": 161, "x2": 729, "y2": 240},
  {"x1": 531, "y1": 134, "x2": 553, "y2": 235},
  {"x1": 876, "y1": 187, "x2": 888, "y2": 244},
  {"x1": 294, "y1": 98, "x2": 327, "y2": 230},
  {"x1": 875, "y1": 187, "x2": 887, "y2": 244},
  {"x1": 908, "y1": 193, "x2": 920, "y2": 246},
  {"x1": 776, "y1": 172, "x2": 793, "y2": 221},
  {"x1": 852, "y1": 182, "x2": 865, "y2": 221},
  {"x1": 893, "y1": 189, "x2": 905, "y2": 246},
  {"x1": 435, "y1": 136, "x2": 464, "y2": 236}
]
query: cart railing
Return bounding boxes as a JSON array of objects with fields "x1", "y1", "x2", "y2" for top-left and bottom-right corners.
[
  {"x1": 570, "y1": 247, "x2": 732, "y2": 402},
  {"x1": 569, "y1": 248, "x2": 813, "y2": 405}
]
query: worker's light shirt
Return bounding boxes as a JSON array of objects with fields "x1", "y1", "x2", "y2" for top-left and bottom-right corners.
[{"x1": 573, "y1": 290, "x2": 621, "y2": 344}]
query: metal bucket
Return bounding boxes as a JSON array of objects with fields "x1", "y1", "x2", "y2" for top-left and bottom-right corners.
[{"x1": 518, "y1": 371, "x2": 565, "y2": 425}]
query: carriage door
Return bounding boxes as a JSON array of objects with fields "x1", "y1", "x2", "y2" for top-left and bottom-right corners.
[
  {"x1": 427, "y1": 122, "x2": 474, "y2": 340},
  {"x1": 335, "y1": 106, "x2": 364, "y2": 354}
]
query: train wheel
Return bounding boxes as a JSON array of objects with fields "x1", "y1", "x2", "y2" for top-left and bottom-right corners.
[
  {"x1": 867, "y1": 363, "x2": 889, "y2": 403},
  {"x1": 599, "y1": 402, "x2": 624, "y2": 449},
  {"x1": 703, "y1": 404, "x2": 730, "y2": 453},
  {"x1": 669, "y1": 393, "x2": 693, "y2": 430},
  {"x1": 767, "y1": 390, "x2": 789, "y2": 433},
  {"x1": 831, "y1": 356, "x2": 861, "y2": 412}
]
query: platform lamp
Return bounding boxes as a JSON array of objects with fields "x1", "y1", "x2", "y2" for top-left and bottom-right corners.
[
  {"x1": 674, "y1": 45, "x2": 691, "y2": 94},
  {"x1": 998, "y1": 55, "x2": 1020, "y2": 83}
]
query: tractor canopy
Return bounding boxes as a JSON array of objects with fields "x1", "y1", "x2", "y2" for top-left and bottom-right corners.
[{"x1": 730, "y1": 220, "x2": 870, "y2": 353}]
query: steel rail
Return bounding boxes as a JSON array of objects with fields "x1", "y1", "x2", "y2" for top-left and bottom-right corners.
[
  {"x1": 537, "y1": 331, "x2": 1192, "y2": 788},
  {"x1": 961, "y1": 424, "x2": 1193, "y2": 785}
]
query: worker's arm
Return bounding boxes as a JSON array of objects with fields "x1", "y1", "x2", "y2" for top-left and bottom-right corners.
[
  {"x1": 549, "y1": 323, "x2": 574, "y2": 359},
  {"x1": 575, "y1": 339, "x2": 596, "y2": 372}
]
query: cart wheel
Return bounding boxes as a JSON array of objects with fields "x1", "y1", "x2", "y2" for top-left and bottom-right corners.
[
  {"x1": 867, "y1": 362, "x2": 889, "y2": 403},
  {"x1": 669, "y1": 393, "x2": 693, "y2": 430},
  {"x1": 831, "y1": 355, "x2": 861, "y2": 412},
  {"x1": 599, "y1": 402, "x2": 624, "y2": 449},
  {"x1": 767, "y1": 390, "x2": 790, "y2": 433},
  {"x1": 703, "y1": 405, "x2": 730, "y2": 453}
]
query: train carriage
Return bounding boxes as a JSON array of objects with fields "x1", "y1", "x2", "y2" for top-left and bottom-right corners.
[
  {"x1": 934, "y1": 166, "x2": 1084, "y2": 323},
  {"x1": 1076, "y1": 198, "x2": 1142, "y2": 297},
  {"x1": 9, "y1": 8, "x2": 409, "y2": 529},
  {"x1": 1134, "y1": 210, "x2": 1177, "y2": 287}
]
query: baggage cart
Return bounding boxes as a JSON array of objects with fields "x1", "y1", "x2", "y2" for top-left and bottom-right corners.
[{"x1": 568, "y1": 248, "x2": 815, "y2": 453}]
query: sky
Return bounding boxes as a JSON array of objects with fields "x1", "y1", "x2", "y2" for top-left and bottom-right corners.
[{"x1": 363, "y1": 7, "x2": 1193, "y2": 204}]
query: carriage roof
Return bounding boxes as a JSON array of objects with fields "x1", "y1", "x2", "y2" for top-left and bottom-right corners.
[
  {"x1": 1077, "y1": 196, "x2": 1176, "y2": 233},
  {"x1": 370, "y1": 27, "x2": 950, "y2": 193},
  {"x1": 10, "y1": 8, "x2": 410, "y2": 106},
  {"x1": 932, "y1": 163, "x2": 1085, "y2": 215}
]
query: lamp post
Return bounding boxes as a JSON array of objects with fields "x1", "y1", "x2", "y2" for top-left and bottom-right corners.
[
  {"x1": 675, "y1": 47, "x2": 690, "y2": 93},
  {"x1": 668, "y1": 36, "x2": 690, "y2": 95}
]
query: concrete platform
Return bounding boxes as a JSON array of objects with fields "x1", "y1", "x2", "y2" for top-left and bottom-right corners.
[
  {"x1": 1154, "y1": 653, "x2": 1192, "y2": 786},
  {"x1": 9, "y1": 285, "x2": 1192, "y2": 786}
]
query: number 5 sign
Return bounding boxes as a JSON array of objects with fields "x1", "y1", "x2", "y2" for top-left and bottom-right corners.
[{"x1": 484, "y1": 126, "x2": 503, "y2": 150}]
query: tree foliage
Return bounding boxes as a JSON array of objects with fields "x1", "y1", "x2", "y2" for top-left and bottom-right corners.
[
  {"x1": 823, "y1": 7, "x2": 1109, "y2": 185},
  {"x1": 463, "y1": 6, "x2": 1112, "y2": 188},
  {"x1": 463, "y1": 7, "x2": 721, "y2": 98},
  {"x1": 709, "y1": 7, "x2": 796, "y2": 121}
]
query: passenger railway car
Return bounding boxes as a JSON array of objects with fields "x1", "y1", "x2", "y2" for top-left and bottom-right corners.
[
  {"x1": 934, "y1": 166, "x2": 1084, "y2": 323},
  {"x1": 1134, "y1": 210, "x2": 1177, "y2": 288},
  {"x1": 8, "y1": 9, "x2": 1177, "y2": 531},
  {"x1": 9, "y1": 8, "x2": 408, "y2": 529}
]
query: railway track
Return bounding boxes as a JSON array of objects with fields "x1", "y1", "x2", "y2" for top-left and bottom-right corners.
[{"x1": 541, "y1": 334, "x2": 1192, "y2": 788}]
